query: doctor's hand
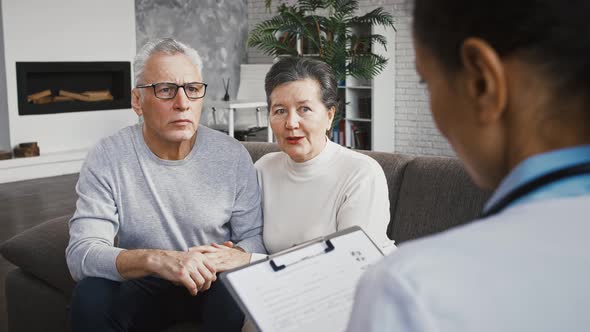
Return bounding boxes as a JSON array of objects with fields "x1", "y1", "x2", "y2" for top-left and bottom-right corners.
[{"x1": 189, "y1": 242, "x2": 251, "y2": 272}]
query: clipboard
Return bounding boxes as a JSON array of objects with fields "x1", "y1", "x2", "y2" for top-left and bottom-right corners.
[{"x1": 220, "y1": 226, "x2": 384, "y2": 332}]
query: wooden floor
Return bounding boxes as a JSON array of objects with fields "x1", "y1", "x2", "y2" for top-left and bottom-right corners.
[{"x1": 0, "y1": 174, "x2": 79, "y2": 332}]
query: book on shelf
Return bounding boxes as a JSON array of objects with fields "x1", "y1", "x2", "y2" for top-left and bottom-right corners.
[
  {"x1": 358, "y1": 97, "x2": 372, "y2": 119},
  {"x1": 351, "y1": 123, "x2": 369, "y2": 150},
  {"x1": 331, "y1": 119, "x2": 347, "y2": 146},
  {"x1": 331, "y1": 123, "x2": 340, "y2": 144},
  {"x1": 338, "y1": 119, "x2": 345, "y2": 146}
]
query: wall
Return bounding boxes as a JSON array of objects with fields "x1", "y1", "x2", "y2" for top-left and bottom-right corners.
[
  {"x1": 1, "y1": 0, "x2": 137, "y2": 154},
  {"x1": 392, "y1": 12, "x2": 453, "y2": 157},
  {"x1": 0, "y1": 2, "x2": 10, "y2": 151},
  {"x1": 136, "y1": 0, "x2": 248, "y2": 102},
  {"x1": 247, "y1": 0, "x2": 454, "y2": 157}
]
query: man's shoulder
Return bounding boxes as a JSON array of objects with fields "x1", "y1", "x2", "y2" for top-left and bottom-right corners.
[
  {"x1": 198, "y1": 125, "x2": 248, "y2": 154},
  {"x1": 195, "y1": 126, "x2": 257, "y2": 172},
  {"x1": 94, "y1": 124, "x2": 138, "y2": 153},
  {"x1": 86, "y1": 124, "x2": 138, "y2": 161}
]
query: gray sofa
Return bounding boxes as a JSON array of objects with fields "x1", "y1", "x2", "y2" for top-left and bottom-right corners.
[{"x1": 1, "y1": 142, "x2": 490, "y2": 332}]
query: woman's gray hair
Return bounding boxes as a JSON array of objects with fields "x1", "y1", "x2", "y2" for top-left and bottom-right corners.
[
  {"x1": 133, "y1": 38, "x2": 203, "y2": 85},
  {"x1": 265, "y1": 57, "x2": 339, "y2": 111}
]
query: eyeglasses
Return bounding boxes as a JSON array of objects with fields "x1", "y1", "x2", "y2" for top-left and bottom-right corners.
[{"x1": 136, "y1": 82, "x2": 208, "y2": 100}]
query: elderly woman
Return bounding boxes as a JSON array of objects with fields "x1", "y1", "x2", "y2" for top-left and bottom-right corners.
[
  {"x1": 252, "y1": 57, "x2": 394, "y2": 258},
  {"x1": 347, "y1": 0, "x2": 590, "y2": 331},
  {"x1": 196, "y1": 57, "x2": 393, "y2": 270}
]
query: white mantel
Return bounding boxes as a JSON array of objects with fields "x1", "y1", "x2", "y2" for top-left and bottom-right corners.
[{"x1": 0, "y1": 0, "x2": 137, "y2": 183}]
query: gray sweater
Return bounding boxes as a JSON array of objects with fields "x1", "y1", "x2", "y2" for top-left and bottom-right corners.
[{"x1": 66, "y1": 124, "x2": 265, "y2": 282}]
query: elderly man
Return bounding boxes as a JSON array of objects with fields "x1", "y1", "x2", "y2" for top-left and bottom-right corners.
[{"x1": 66, "y1": 38, "x2": 265, "y2": 332}]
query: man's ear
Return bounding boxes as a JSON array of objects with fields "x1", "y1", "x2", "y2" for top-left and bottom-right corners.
[
  {"x1": 131, "y1": 88, "x2": 143, "y2": 116},
  {"x1": 460, "y1": 38, "x2": 508, "y2": 124}
]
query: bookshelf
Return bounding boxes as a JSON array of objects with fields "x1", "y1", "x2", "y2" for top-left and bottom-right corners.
[{"x1": 331, "y1": 24, "x2": 396, "y2": 152}]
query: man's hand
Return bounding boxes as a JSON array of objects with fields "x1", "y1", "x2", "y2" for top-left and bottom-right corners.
[
  {"x1": 154, "y1": 250, "x2": 218, "y2": 295},
  {"x1": 189, "y1": 242, "x2": 251, "y2": 272},
  {"x1": 116, "y1": 249, "x2": 217, "y2": 296}
]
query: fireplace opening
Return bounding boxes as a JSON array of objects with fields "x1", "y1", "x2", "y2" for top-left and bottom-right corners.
[{"x1": 16, "y1": 62, "x2": 131, "y2": 116}]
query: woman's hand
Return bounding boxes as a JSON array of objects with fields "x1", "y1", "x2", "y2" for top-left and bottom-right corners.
[{"x1": 189, "y1": 242, "x2": 251, "y2": 272}]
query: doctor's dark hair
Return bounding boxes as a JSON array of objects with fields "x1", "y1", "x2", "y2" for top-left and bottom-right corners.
[
  {"x1": 412, "y1": 0, "x2": 590, "y2": 102},
  {"x1": 264, "y1": 57, "x2": 339, "y2": 111}
]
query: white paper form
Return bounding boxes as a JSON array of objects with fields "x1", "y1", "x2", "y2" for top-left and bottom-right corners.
[{"x1": 225, "y1": 229, "x2": 383, "y2": 332}]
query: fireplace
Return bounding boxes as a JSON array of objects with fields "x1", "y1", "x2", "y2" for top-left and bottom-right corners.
[{"x1": 16, "y1": 62, "x2": 131, "y2": 116}]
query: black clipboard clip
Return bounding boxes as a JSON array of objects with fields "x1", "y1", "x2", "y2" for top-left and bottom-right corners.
[{"x1": 269, "y1": 239, "x2": 335, "y2": 272}]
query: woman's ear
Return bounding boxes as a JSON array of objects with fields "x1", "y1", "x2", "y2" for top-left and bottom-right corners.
[
  {"x1": 326, "y1": 106, "x2": 336, "y2": 131},
  {"x1": 460, "y1": 38, "x2": 508, "y2": 124},
  {"x1": 131, "y1": 89, "x2": 143, "y2": 116}
]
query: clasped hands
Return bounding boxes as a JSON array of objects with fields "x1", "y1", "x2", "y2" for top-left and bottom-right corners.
[
  {"x1": 153, "y1": 241, "x2": 250, "y2": 296},
  {"x1": 189, "y1": 241, "x2": 252, "y2": 272}
]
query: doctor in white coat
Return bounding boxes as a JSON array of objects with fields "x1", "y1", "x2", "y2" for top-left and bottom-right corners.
[{"x1": 347, "y1": 0, "x2": 590, "y2": 331}]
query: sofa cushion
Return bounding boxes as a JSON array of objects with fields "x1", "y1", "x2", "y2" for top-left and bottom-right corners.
[
  {"x1": 5, "y1": 268, "x2": 71, "y2": 332},
  {"x1": 241, "y1": 141, "x2": 281, "y2": 162},
  {"x1": 391, "y1": 156, "x2": 491, "y2": 243},
  {"x1": 1, "y1": 214, "x2": 75, "y2": 296}
]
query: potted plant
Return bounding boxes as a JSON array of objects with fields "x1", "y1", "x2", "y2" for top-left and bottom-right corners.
[{"x1": 248, "y1": 0, "x2": 396, "y2": 82}]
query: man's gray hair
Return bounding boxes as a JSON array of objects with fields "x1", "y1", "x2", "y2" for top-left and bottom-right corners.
[{"x1": 133, "y1": 38, "x2": 203, "y2": 85}]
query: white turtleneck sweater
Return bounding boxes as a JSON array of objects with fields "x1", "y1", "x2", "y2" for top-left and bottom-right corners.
[{"x1": 253, "y1": 140, "x2": 394, "y2": 258}]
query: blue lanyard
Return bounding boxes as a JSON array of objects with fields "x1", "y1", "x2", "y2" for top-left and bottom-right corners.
[{"x1": 482, "y1": 162, "x2": 590, "y2": 218}]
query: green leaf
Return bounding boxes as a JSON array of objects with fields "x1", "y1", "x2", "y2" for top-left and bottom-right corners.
[
  {"x1": 351, "y1": 8, "x2": 395, "y2": 30},
  {"x1": 251, "y1": 0, "x2": 395, "y2": 81},
  {"x1": 347, "y1": 54, "x2": 388, "y2": 80},
  {"x1": 332, "y1": 0, "x2": 358, "y2": 18},
  {"x1": 298, "y1": 0, "x2": 326, "y2": 12}
]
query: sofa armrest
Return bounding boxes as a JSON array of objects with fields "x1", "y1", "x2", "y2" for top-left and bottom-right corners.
[{"x1": 0, "y1": 214, "x2": 75, "y2": 296}]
